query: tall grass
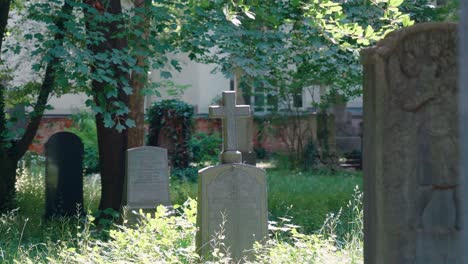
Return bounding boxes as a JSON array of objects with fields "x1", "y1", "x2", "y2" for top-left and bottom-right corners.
[
  {"x1": 1, "y1": 159, "x2": 363, "y2": 263},
  {"x1": 171, "y1": 168, "x2": 362, "y2": 234}
]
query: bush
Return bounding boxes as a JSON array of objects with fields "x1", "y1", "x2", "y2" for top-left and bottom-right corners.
[
  {"x1": 171, "y1": 167, "x2": 199, "y2": 182},
  {"x1": 254, "y1": 146, "x2": 267, "y2": 160},
  {"x1": 189, "y1": 132, "x2": 222, "y2": 167},
  {"x1": 147, "y1": 100, "x2": 194, "y2": 169},
  {"x1": 66, "y1": 112, "x2": 99, "y2": 175}
]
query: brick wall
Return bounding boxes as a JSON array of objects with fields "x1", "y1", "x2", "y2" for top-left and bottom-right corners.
[
  {"x1": 30, "y1": 114, "x2": 324, "y2": 155},
  {"x1": 29, "y1": 116, "x2": 73, "y2": 154}
]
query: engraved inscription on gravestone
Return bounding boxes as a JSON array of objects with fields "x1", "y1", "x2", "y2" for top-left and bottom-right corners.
[{"x1": 124, "y1": 146, "x2": 170, "y2": 210}]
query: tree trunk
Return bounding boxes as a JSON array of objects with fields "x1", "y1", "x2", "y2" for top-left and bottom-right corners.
[
  {"x1": 0, "y1": 0, "x2": 11, "y2": 50},
  {"x1": 83, "y1": 0, "x2": 130, "y2": 211},
  {"x1": 127, "y1": 0, "x2": 150, "y2": 149},
  {"x1": 0, "y1": 150, "x2": 17, "y2": 212},
  {"x1": 96, "y1": 113, "x2": 128, "y2": 210}
]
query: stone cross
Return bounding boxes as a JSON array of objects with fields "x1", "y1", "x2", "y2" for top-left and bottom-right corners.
[{"x1": 209, "y1": 91, "x2": 250, "y2": 164}]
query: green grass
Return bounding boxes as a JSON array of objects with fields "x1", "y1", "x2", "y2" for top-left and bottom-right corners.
[
  {"x1": 171, "y1": 168, "x2": 362, "y2": 234},
  {"x1": 1, "y1": 161, "x2": 363, "y2": 263}
]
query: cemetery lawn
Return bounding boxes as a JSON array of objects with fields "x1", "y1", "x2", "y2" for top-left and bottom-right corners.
[
  {"x1": 1, "y1": 166, "x2": 363, "y2": 263},
  {"x1": 172, "y1": 168, "x2": 362, "y2": 234}
]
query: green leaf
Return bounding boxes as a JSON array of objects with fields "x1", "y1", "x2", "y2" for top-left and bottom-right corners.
[
  {"x1": 160, "y1": 71, "x2": 172, "y2": 79},
  {"x1": 125, "y1": 119, "x2": 136, "y2": 128},
  {"x1": 388, "y1": 0, "x2": 403, "y2": 8},
  {"x1": 103, "y1": 114, "x2": 114, "y2": 128},
  {"x1": 401, "y1": 14, "x2": 414, "y2": 27},
  {"x1": 364, "y1": 25, "x2": 375, "y2": 38},
  {"x1": 115, "y1": 123, "x2": 125, "y2": 132}
]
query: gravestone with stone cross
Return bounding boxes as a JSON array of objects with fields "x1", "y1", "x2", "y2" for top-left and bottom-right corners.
[
  {"x1": 196, "y1": 91, "x2": 268, "y2": 262},
  {"x1": 362, "y1": 23, "x2": 460, "y2": 263},
  {"x1": 123, "y1": 146, "x2": 170, "y2": 223},
  {"x1": 45, "y1": 131, "x2": 84, "y2": 219}
]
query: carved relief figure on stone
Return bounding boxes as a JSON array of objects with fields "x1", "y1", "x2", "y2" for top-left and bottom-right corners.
[{"x1": 392, "y1": 32, "x2": 459, "y2": 232}]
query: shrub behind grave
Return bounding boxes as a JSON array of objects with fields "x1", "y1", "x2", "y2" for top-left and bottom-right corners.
[
  {"x1": 189, "y1": 132, "x2": 222, "y2": 166},
  {"x1": 147, "y1": 100, "x2": 194, "y2": 169}
]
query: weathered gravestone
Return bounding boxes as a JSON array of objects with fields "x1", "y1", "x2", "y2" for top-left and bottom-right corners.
[
  {"x1": 196, "y1": 91, "x2": 268, "y2": 261},
  {"x1": 123, "y1": 146, "x2": 170, "y2": 222},
  {"x1": 361, "y1": 23, "x2": 460, "y2": 263},
  {"x1": 45, "y1": 131, "x2": 84, "y2": 218},
  {"x1": 460, "y1": 3, "x2": 468, "y2": 262}
]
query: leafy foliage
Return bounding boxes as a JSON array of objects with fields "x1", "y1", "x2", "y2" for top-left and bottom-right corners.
[
  {"x1": 189, "y1": 132, "x2": 222, "y2": 167},
  {"x1": 147, "y1": 99, "x2": 194, "y2": 169},
  {"x1": 182, "y1": 0, "x2": 415, "y2": 109}
]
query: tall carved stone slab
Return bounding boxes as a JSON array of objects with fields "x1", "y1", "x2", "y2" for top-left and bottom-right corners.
[
  {"x1": 196, "y1": 164, "x2": 267, "y2": 260},
  {"x1": 460, "y1": 4, "x2": 468, "y2": 262},
  {"x1": 361, "y1": 23, "x2": 460, "y2": 263}
]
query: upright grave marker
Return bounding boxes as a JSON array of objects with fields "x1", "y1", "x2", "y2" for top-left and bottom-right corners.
[
  {"x1": 361, "y1": 23, "x2": 460, "y2": 263},
  {"x1": 123, "y1": 146, "x2": 170, "y2": 222},
  {"x1": 45, "y1": 131, "x2": 84, "y2": 218},
  {"x1": 461, "y1": 2, "x2": 468, "y2": 262},
  {"x1": 196, "y1": 91, "x2": 268, "y2": 261}
]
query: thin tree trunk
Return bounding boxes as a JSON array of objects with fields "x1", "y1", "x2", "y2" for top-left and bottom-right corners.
[
  {"x1": 128, "y1": 0, "x2": 151, "y2": 149},
  {"x1": 0, "y1": 0, "x2": 11, "y2": 50},
  {"x1": 0, "y1": 0, "x2": 12, "y2": 141},
  {"x1": 0, "y1": 150, "x2": 17, "y2": 212},
  {"x1": 0, "y1": 0, "x2": 72, "y2": 213}
]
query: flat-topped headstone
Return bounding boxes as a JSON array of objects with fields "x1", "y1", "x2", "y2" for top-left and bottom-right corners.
[
  {"x1": 197, "y1": 91, "x2": 268, "y2": 261},
  {"x1": 123, "y1": 146, "x2": 170, "y2": 221},
  {"x1": 361, "y1": 23, "x2": 460, "y2": 263},
  {"x1": 45, "y1": 131, "x2": 84, "y2": 219}
]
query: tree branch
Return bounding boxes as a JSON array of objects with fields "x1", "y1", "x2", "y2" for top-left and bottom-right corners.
[
  {"x1": 0, "y1": 0, "x2": 11, "y2": 50},
  {"x1": 0, "y1": 0, "x2": 11, "y2": 149},
  {"x1": 13, "y1": 1, "x2": 73, "y2": 159}
]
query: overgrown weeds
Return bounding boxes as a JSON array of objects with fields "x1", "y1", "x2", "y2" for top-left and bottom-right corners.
[{"x1": 1, "y1": 158, "x2": 363, "y2": 263}]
